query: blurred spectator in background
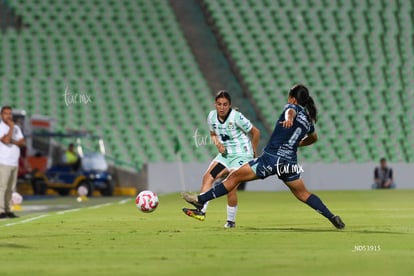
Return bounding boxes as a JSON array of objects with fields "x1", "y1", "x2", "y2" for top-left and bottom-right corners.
[
  {"x1": 62, "y1": 143, "x2": 80, "y2": 170},
  {"x1": 0, "y1": 106, "x2": 25, "y2": 218},
  {"x1": 18, "y1": 146, "x2": 32, "y2": 179},
  {"x1": 373, "y1": 158, "x2": 396, "y2": 189}
]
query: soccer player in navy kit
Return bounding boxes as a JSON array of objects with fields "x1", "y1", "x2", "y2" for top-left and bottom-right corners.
[{"x1": 183, "y1": 85, "x2": 345, "y2": 229}]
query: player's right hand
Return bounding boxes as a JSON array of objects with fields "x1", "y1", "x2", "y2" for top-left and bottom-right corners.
[
  {"x1": 217, "y1": 143, "x2": 226, "y2": 154},
  {"x1": 5, "y1": 119, "x2": 14, "y2": 128}
]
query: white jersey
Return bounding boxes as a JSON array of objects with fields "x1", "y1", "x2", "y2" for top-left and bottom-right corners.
[
  {"x1": 0, "y1": 121, "x2": 24, "y2": 167},
  {"x1": 208, "y1": 109, "x2": 253, "y2": 155}
]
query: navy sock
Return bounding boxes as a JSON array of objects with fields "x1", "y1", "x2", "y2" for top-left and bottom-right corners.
[
  {"x1": 305, "y1": 194, "x2": 334, "y2": 219},
  {"x1": 198, "y1": 182, "x2": 229, "y2": 203}
]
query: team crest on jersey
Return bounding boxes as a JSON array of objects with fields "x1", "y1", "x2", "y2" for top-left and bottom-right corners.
[{"x1": 228, "y1": 122, "x2": 235, "y2": 129}]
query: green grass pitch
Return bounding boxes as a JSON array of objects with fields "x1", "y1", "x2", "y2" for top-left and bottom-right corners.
[{"x1": 0, "y1": 189, "x2": 413, "y2": 275}]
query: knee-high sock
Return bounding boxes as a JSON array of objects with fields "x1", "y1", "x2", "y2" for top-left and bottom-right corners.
[
  {"x1": 305, "y1": 194, "x2": 334, "y2": 219},
  {"x1": 227, "y1": 205, "x2": 238, "y2": 222},
  {"x1": 198, "y1": 182, "x2": 229, "y2": 203}
]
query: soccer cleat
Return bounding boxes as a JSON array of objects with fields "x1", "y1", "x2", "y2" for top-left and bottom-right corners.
[
  {"x1": 182, "y1": 208, "x2": 206, "y2": 221},
  {"x1": 329, "y1": 215, "x2": 345, "y2": 229},
  {"x1": 224, "y1": 220, "x2": 236, "y2": 228},
  {"x1": 181, "y1": 192, "x2": 203, "y2": 209}
]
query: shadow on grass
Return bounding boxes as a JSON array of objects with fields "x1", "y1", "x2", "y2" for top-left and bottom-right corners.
[
  {"x1": 241, "y1": 227, "x2": 408, "y2": 235},
  {"x1": 0, "y1": 242, "x2": 31, "y2": 249}
]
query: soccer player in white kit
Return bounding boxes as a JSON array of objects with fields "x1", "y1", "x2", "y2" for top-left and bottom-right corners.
[{"x1": 183, "y1": 90, "x2": 260, "y2": 228}]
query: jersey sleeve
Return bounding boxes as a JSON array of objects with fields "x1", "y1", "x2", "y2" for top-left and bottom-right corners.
[
  {"x1": 284, "y1": 104, "x2": 298, "y2": 112},
  {"x1": 13, "y1": 125, "x2": 24, "y2": 141},
  {"x1": 0, "y1": 123, "x2": 7, "y2": 137},
  {"x1": 207, "y1": 111, "x2": 215, "y2": 132},
  {"x1": 308, "y1": 122, "x2": 315, "y2": 134},
  {"x1": 235, "y1": 111, "x2": 253, "y2": 133},
  {"x1": 283, "y1": 104, "x2": 299, "y2": 120}
]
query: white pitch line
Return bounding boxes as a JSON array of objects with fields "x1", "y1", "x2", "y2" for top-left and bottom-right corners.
[
  {"x1": 2, "y1": 198, "x2": 128, "y2": 227},
  {"x1": 88, "y1": 202, "x2": 114, "y2": 209},
  {"x1": 4, "y1": 214, "x2": 50, "y2": 227},
  {"x1": 118, "y1": 198, "x2": 132, "y2": 205},
  {"x1": 56, "y1": 208, "x2": 82, "y2": 215}
]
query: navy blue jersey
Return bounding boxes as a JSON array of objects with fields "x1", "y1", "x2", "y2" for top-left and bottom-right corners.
[{"x1": 263, "y1": 104, "x2": 315, "y2": 162}]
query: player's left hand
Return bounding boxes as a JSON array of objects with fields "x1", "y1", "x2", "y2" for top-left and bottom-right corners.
[{"x1": 280, "y1": 119, "x2": 293, "y2": 128}]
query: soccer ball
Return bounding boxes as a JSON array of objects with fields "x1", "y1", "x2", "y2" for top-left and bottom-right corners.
[
  {"x1": 11, "y1": 192, "x2": 23, "y2": 205},
  {"x1": 77, "y1": 185, "x2": 88, "y2": 197},
  {"x1": 135, "y1": 190, "x2": 159, "y2": 213}
]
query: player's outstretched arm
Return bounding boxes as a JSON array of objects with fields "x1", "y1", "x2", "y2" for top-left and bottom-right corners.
[
  {"x1": 280, "y1": 108, "x2": 296, "y2": 128},
  {"x1": 249, "y1": 126, "x2": 260, "y2": 157},
  {"x1": 210, "y1": 131, "x2": 226, "y2": 154}
]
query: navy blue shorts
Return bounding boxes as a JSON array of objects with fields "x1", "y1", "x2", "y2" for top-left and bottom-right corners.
[{"x1": 248, "y1": 151, "x2": 302, "y2": 182}]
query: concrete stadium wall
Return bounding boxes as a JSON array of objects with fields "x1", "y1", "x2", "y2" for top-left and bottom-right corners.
[
  {"x1": 109, "y1": 164, "x2": 147, "y2": 192},
  {"x1": 147, "y1": 162, "x2": 413, "y2": 194}
]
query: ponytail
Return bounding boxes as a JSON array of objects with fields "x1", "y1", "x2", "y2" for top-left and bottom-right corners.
[{"x1": 305, "y1": 96, "x2": 317, "y2": 123}]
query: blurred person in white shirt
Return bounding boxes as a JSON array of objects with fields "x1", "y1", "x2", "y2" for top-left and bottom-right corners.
[{"x1": 0, "y1": 106, "x2": 26, "y2": 218}]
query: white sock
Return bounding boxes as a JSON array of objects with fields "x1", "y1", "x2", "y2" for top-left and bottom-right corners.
[
  {"x1": 227, "y1": 205, "x2": 238, "y2": 222},
  {"x1": 201, "y1": 201, "x2": 209, "y2": 213}
]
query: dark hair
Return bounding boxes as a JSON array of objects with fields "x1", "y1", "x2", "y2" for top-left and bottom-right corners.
[
  {"x1": 380, "y1": 157, "x2": 386, "y2": 162},
  {"x1": 215, "y1": 90, "x2": 231, "y2": 104},
  {"x1": 289, "y1": 84, "x2": 317, "y2": 122},
  {"x1": 1, "y1": 106, "x2": 12, "y2": 113}
]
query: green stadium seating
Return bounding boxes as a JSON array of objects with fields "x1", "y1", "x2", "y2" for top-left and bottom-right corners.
[
  {"x1": 3, "y1": 0, "x2": 413, "y2": 166},
  {"x1": 2, "y1": 0, "x2": 218, "y2": 170},
  {"x1": 202, "y1": 0, "x2": 414, "y2": 162}
]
